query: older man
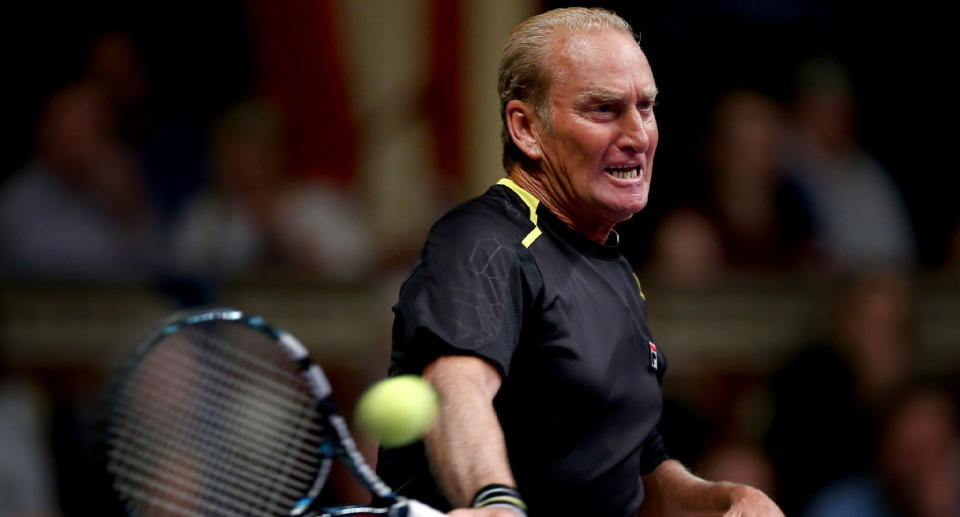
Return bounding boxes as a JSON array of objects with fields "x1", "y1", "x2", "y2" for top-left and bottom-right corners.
[{"x1": 378, "y1": 7, "x2": 783, "y2": 517}]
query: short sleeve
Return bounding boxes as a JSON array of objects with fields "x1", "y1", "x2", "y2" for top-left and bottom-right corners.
[
  {"x1": 390, "y1": 213, "x2": 536, "y2": 377},
  {"x1": 639, "y1": 428, "x2": 670, "y2": 475}
]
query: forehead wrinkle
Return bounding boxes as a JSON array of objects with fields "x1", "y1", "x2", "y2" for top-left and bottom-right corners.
[{"x1": 544, "y1": 29, "x2": 657, "y2": 115}]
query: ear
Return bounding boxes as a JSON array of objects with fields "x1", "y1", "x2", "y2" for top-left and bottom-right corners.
[{"x1": 506, "y1": 99, "x2": 543, "y2": 162}]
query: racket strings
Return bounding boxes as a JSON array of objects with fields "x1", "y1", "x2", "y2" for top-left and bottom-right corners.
[
  {"x1": 111, "y1": 459, "x2": 294, "y2": 516},
  {"x1": 110, "y1": 358, "x2": 316, "y2": 514},
  {"x1": 111, "y1": 339, "x2": 323, "y2": 475},
  {"x1": 120, "y1": 338, "x2": 325, "y2": 440},
  {"x1": 107, "y1": 324, "x2": 330, "y2": 516},
  {"x1": 109, "y1": 391, "x2": 318, "y2": 494},
  {"x1": 181, "y1": 327, "x2": 323, "y2": 411}
]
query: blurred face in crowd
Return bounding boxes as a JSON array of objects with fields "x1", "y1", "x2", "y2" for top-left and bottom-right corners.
[
  {"x1": 712, "y1": 91, "x2": 785, "y2": 183},
  {"x1": 839, "y1": 276, "x2": 911, "y2": 400},
  {"x1": 510, "y1": 28, "x2": 659, "y2": 239},
  {"x1": 38, "y1": 83, "x2": 111, "y2": 176},
  {"x1": 880, "y1": 389, "x2": 959, "y2": 517}
]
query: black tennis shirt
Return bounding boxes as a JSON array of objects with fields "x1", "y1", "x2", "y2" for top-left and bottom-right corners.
[{"x1": 378, "y1": 179, "x2": 669, "y2": 516}]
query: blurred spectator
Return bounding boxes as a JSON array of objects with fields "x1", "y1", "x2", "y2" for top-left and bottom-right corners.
[
  {"x1": 0, "y1": 81, "x2": 160, "y2": 280},
  {"x1": 875, "y1": 385, "x2": 959, "y2": 517},
  {"x1": 785, "y1": 59, "x2": 915, "y2": 270},
  {"x1": 83, "y1": 30, "x2": 206, "y2": 225},
  {"x1": 803, "y1": 384, "x2": 959, "y2": 517},
  {"x1": 766, "y1": 272, "x2": 916, "y2": 515},
  {"x1": 170, "y1": 100, "x2": 374, "y2": 281},
  {"x1": 0, "y1": 376, "x2": 60, "y2": 517},
  {"x1": 702, "y1": 89, "x2": 815, "y2": 269},
  {"x1": 647, "y1": 90, "x2": 813, "y2": 282},
  {"x1": 84, "y1": 31, "x2": 150, "y2": 146},
  {"x1": 646, "y1": 206, "x2": 724, "y2": 286}
]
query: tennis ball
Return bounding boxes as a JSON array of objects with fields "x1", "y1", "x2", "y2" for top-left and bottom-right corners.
[{"x1": 355, "y1": 375, "x2": 439, "y2": 448}]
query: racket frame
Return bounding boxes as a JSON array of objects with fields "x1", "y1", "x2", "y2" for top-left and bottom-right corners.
[{"x1": 104, "y1": 307, "x2": 403, "y2": 517}]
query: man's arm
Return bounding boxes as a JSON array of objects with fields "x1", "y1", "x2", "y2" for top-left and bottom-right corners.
[
  {"x1": 637, "y1": 459, "x2": 783, "y2": 517},
  {"x1": 421, "y1": 355, "x2": 521, "y2": 516}
]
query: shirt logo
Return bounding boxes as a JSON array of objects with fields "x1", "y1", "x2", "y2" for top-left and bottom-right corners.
[{"x1": 649, "y1": 341, "x2": 658, "y2": 371}]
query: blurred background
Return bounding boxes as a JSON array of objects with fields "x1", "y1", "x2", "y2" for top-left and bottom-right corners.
[{"x1": 1, "y1": 1, "x2": 957, "y2": 516}]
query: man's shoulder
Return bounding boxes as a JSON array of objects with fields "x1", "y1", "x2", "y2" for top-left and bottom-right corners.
[{"x1": 426, "y1": 184, "x2": 534, "y2": 249}]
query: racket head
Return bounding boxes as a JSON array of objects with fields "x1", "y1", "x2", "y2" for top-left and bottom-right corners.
[{"x1": 104, "y1": 308, "x2": 334, "y2": 517}]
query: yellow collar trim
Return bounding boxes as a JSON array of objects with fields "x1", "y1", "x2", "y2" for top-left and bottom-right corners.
[{"x1": 497, "y1": 177, "x2": 542, "y2": 248}]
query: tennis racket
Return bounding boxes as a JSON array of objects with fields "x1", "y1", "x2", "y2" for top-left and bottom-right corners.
[{"x1": 103, "y1": 307, "x2": 445, "y2": 517}]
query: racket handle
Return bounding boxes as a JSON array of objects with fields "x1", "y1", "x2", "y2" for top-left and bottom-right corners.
[{"x1": 390, "y1": 499, "x2": 447, "y2": 517}]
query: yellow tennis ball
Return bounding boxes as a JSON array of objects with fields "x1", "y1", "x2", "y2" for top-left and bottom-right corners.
[{"x1": 355, "y1": 375, "x2": 439, "y2": 448}]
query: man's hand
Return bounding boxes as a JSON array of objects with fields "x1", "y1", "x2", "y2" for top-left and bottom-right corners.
[{"x1": 723, "y1": 485, "x2": 784, "y2": 517}]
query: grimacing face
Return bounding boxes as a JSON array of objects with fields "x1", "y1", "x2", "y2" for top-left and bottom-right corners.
[{"x1": 528, "y1": 29, "x2": 659, "y2": 237}]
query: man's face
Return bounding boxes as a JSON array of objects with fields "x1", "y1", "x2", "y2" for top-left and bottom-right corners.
[{"x1": 535, "y1": 29, "x2": 659, "y2": 232}]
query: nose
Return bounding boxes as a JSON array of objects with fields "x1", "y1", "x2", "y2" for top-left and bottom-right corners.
[{"x1": 617, "y1": 108, "x2": 650, "y2": 153}]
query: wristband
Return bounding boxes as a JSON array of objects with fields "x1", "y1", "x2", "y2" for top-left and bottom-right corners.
[{"x1": 471, "y1": 484, "x2": 528, "y2": 516}]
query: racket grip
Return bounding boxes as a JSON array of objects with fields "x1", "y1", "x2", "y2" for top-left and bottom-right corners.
[{"x1": 390, "y1": 499, "x2": 447, "y2": 517}]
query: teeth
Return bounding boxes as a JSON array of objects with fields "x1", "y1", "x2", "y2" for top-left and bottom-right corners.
[{"x1": 605, "y1": 166, "x2": 641, "y2": 179}]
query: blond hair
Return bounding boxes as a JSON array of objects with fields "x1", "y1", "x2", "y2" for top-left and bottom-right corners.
[{"x1": 498, "y1": 7, "x2": 636, "y2": 171}]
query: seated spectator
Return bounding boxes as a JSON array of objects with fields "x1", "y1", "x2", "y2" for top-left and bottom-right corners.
[
  {"x1": 766, "y1": 272, "x2": 916, "y2": 515},
  {"x1": 785, "y1": 59, "x2": 915, "y2": 270},
  {"x1": 0, "y1": 81, "x2": 159, "y2": 280},
  {"x1": 0, "y1": 375, "x2": 60, "y2": 517},
  {"x1": 648, "y1": 89, "x2": 813, "y2": 280},
  {"x1": 84, "y1": 30, "x2": 149, "y2": 146},
  {"x1": 704, "y1": 89, "x2": 815, "y2": 269},
  {"x1": 646, "y1": 206, "x2": 725, "y2": 286},
  {"x1": 170, "y1": 100, "x2": 374, "y2": 281},
  {"x1": 803, "y1": 383, "x2": 959, "y2": 517},
  {"x1": 83, "y1": 30, "x2": 206, "y2": 225}
]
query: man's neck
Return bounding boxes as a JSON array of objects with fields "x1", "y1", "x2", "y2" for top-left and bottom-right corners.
[{"x1": 505, "y1": 167, "x2": 614, "y2": 244}]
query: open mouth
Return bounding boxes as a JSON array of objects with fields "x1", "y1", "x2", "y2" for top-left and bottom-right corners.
[{"x1": 605, "y1": 165, "x2": 642, "y2": 180}]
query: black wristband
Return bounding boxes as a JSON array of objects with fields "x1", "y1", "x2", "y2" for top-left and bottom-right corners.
[{"x1": 471, "y1": 484, "x2": 528, "y2": 516}]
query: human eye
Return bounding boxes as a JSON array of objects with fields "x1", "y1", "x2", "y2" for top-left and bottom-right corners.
[
  {"x1": 639, "y1": 99, "x2": 658, "y2": 111},
  {"x1": 577, "y1": 94, "x2": 622, "y2": 120},
  {"x1": 587, "y1": 102, "x2": 619, "y2": 119}
]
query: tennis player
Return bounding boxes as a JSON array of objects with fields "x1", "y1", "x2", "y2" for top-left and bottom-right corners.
[{"x1": 378, "y1": 8, "x2": 784, "y2": 517}]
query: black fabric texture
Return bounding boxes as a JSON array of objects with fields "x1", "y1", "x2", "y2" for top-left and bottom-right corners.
[{"x1": 378, "y1": 184, "x2": 669, "y2": 516}]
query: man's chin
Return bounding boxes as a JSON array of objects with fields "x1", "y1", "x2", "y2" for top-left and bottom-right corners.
[
  {"x1": 599, "y1": 204, "x2": 645, "y2": 228},
  {"x1": 607, "y1": 195, "x2": 649, "y2": 220}
]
